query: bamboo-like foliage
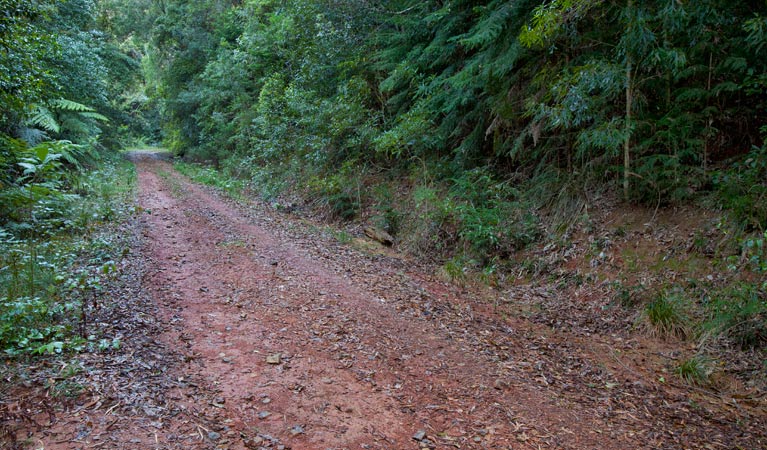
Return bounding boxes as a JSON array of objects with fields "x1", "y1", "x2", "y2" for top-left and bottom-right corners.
[{"x1": 143, "y1": 0, "x2": 767, "y2": 204}]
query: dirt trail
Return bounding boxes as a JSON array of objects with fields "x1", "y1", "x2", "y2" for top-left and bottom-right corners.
[
  {"x1": 16, "y1": 152, "x2": 763, "y2": 449},
  {"x1": 137, "y1": 156, "x2": 616, "y2": 449}
]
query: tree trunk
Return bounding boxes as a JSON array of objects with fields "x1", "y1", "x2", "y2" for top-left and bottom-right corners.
[
  {"x1": 624, "y1": 58, "x2": 633, "y2": 200},
  {"x1": 623, "y1": 0, "x2": 633, "y2": 201},
  {"x1": 704, "y1": 51, "x2": 713, "y2": 175}
]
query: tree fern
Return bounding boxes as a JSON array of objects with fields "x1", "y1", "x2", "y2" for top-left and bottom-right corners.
[
  {"x1": 78, "y1": 111, "x2": 109, "y2": 122},
  {"x1": 49, "y1": 98, "x2": 96, "y2": 113},
  {"x1": 27, "y1": 105, "x2": 60, "y2": 134}
]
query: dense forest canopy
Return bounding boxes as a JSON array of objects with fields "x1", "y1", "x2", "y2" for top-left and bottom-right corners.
[
  {"x1": 137, "y1": 0, "x2": 767, "y2": 206},
  {"x1": 1, "y1": 0, "x2": 767, "y2": 248}
]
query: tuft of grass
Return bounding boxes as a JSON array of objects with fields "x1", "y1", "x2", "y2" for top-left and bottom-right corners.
[
  {"x1": 676, "y1": 355, "x2": 711, "y2": 386},
  {"x1": 333, "y1": 229, "x2": 352, "y2": 244},
  {"x1": 644, "y1": 290, "x2": 689, "y2": 339},
  {"x1": 440, "y1": 257, "x2": 466, "y2": 285}
]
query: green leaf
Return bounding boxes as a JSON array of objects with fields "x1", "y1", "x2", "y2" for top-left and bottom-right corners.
[
  {"x1": 78, "y1": 111, "x2": 110, "y2": 122},
  {"x1": 35, "y1": 145, "x2": 49, "y2": 162},
  {"x1": 17, "y1": 162, "x2": 37, "y2": 175},
  {"x1": 49, "y1": 98, "x2": 95, "y2": 112},
  {"x1": 27, "y1": 105, "x2": 60, "y2": 133}
]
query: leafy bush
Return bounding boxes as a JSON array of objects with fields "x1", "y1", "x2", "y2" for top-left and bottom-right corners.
[
  {"x1": 714, "y1": 145, "x2": 767, "y2": 231},
  {"x1": 395, "y1": 167, "x2": 543, "y2": 265},
  {"x1": 370, "y1": 184, "x2": 402, "y2": 236},
  {"x1": 450, "y1": 169, "x2": 541, "y2": 260},
  {"x1": 306, "y1": 160, "x2": 362, "y2": 221},
  {"x1": 405, "y1": 185, "x2": 459, "y2": 256},
  {"x1": 703, "y1": 284, "x2": 767, "y2": 350}
]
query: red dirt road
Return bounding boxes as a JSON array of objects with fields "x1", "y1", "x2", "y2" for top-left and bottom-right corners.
[
  {"x1": 12, "y1": 152, "x2": 763, "y2": 449},
  {"x1": 136, "y1": 158, "x2": 609, "y2": 449},
  {"x1": 137, "y1": 155, "x2": 632, "y2": 449}
]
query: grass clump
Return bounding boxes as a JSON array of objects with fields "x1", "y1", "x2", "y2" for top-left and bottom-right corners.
[
  {"x1": 644, "y1": 290, "x2": 689, "y2": 339},
  {"x1": 676, "y1": 355, "x2": 712, "y2": 386}
]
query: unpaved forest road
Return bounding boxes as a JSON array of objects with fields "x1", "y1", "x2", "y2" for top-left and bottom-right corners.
[{"x1": 27, "y1": 152, "x2": 763, "y2": 449}]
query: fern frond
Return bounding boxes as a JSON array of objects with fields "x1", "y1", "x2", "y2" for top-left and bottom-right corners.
[
  {"x1": 27, "y1": 105, "x2": 60, "y2": 133},
  {"x1": 59, "y1": 116, "x2": 96, "y2": 137},
  {"x1": 57, "y1": 145, "x2": 86, "y2": 169},
  {"x1": 49, "y1": 98, "x2": 95, "y2": 112},
  {"x1": 78, "y1": 111, "x2": 110, "y2": 122},
  {"x1": 17, "y1": 127, "x2": 49, "y2": 146}
]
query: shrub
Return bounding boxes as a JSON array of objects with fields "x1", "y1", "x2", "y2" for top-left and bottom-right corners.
[
  {"x1": 306, "y1": 160, "x2": 362, "y2": 221},
  {"x1": 450, "y1": 168, "x2": 541, "y2": 260},
  {"x1": 714, "y1": 145, "x2": 767, "y2": 231},
  {"x1": 371, "y1": 184, "x2": 402, "y2": 236},
  {"x1": 0, "y1": 154, "x2": 135, "y2": 355},
  {"x1": 703, "y1": 283, "x2": 767, "y2": 350}
]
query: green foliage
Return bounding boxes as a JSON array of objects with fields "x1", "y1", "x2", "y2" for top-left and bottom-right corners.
[
  {"x1": 676, "y1": 355, "x2": 711, "y2": 386},
  {"x1": 128, "y1": 0, "x2": 767, "y2": 285},
  {"x1": 373, "y1": 107, "x2": 435, "y2": 159},
  {"x1": 307, "y1": 160, "x2": 362, "y2": 221},
  {"x1": 644, "y1": 289, "x2": 689, "y2": 339},
  {"x1": 142, "y1": 0, "x2": 767, "y2": 219},
  {"x1": 703, "y1": 284, "x2": 767, "y2": 350},
  {"x1": 174, "y1": 161, "x2": 247, "y2": 198},
  {"x1": 452, "y1": 169, "x2": 540, "y2": 257},
  {"x1": 714, "y1": 145, "x2": 767, "y2": 231},
  {"x1": 0, "y1": 155, "x2": 136, "y2": 355},
  {"x1": 392, "y1": 167, "x2": 541, "y2": 263},
  {"x1": 441, "y1": 256, "x2": 467, "y2": 285},
  {"x1": 0, "y1": 139, "x2": 97, "y2": 230},
  {"x1": 0, "y1": 0, "x2": 59, "y2": 124},
  {"x1": 371, "y1": 184, "x2": 402, "y2": 236},
  {"x1": 739, "y1": 231, "x2": 767, "y2": 274}
]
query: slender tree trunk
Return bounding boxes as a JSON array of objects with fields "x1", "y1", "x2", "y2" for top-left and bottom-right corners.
[
  {"x1": 624, "y1": 67, "x2": 632, "y2": 200},
  {"x1": 623, "y1": 0, "x2": 633, "y2": 201},
  {"x1": 704, "y1": 51, "x2": 713, "y2": 175},
  {"x1": 624, "y1": 73, "x2": 633, "y2": 201}
]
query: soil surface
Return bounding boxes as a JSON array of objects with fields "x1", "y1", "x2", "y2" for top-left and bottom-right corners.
[{"x1": 3, "y1": 152, "x2": 765, "y2": 449}]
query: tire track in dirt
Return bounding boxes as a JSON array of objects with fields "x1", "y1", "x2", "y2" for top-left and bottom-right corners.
[{"x1": 135, "y1": 155, "x2": 634, "y2": 449}]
